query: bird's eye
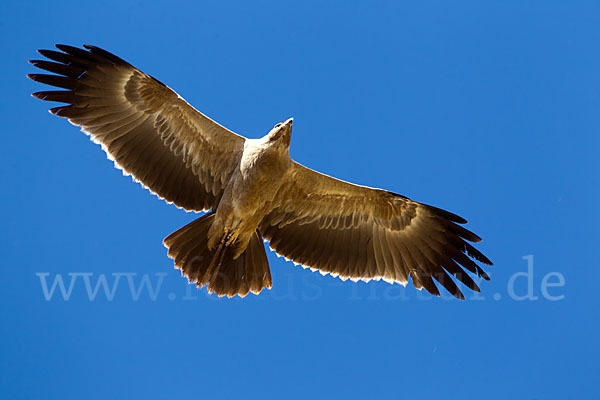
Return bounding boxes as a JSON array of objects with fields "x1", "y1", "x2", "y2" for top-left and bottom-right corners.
[{"x1": 275, "y1": 123, "x2": 282, "y2": 128}]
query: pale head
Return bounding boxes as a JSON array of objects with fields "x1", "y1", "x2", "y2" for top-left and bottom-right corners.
[{"x1": 265, "y1": 118, "x2": 293, "y2": 150}]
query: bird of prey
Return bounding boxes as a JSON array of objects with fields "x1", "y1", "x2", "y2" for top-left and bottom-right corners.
[{"x1": 28, "y1": 44, "x2": 492, "y2": 300}]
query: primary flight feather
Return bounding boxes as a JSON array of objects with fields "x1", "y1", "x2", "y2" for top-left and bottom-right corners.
[{"x1": 28, "y1": 44, "x2": 492, "y2": 299}]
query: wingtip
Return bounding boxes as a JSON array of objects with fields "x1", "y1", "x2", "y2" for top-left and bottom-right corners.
[
  {"x1": 48, "y1": 107, "x2": 61, "y2": 115},
  {"x1": 37, "y1": 49, "x2": 53, "y2": 57},
  {"x1": 426, "y1": 204, "x2": 468, "y2": 224},
  {"x1": 471, "y1": 233, "x2": 483, "y2": 243},
  {"x1": 54, "y1": 43, "x2": 81, "y2": 54},
  {"x1": 27, "y1": 73, "x2": 45, "y2": 83},
  {"x1": 480, "y1": 270, "x2": 491, "y2": 281},
  {"x1": 452, "y1": 214, "x2": 468, "y2": 224}
]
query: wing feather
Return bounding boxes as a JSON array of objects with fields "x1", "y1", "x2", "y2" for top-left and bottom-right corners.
[
  {"x1": 261, "y1": 162, "x2": 492, "y2": 299},
  {"x1": 29, "y1": 44, "x2": 245, "y2": 211}
]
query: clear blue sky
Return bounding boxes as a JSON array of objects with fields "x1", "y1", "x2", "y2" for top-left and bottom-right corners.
[{"x1": 1, "y1": 1, "x2": 598, "y2": 398}]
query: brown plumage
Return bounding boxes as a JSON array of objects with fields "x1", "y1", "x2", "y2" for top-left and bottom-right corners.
[{"x1": 28, "y1": 44, "x2": 492, "y2": 299}]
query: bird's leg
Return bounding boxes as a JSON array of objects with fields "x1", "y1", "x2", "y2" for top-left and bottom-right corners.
[
  {"x1": 207, "y1": 212, "x2": 229, "y2": 250},
  {"x1": 231, "y1": 231, "x2": 253, "y2": 259},
  {"x1": 209, "y1": 212, "x2": 242, "y2": 248},
  {"x1": 223, "y1": 216, "x2": 246, "y2": 246},
  {"x1": 225, "y1": 221, "x2": 254, "y2": 259},
  {"x1": 224, "y1": 231, "x2": 240, "y2": 246}
]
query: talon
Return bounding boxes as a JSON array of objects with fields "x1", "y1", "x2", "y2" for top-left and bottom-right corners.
[
  {"x1": 220, "y1": 229, "x2": 230, "y2": 244},
  {"x1": 225, "y1": 232, "x2": 239, "y2": 246}
]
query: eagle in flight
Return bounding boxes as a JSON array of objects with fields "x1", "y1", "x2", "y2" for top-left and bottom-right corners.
[{"x1": 28, "y1": 44, "x2": 492, "y2": 299}]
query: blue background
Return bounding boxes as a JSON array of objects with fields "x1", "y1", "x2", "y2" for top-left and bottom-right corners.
[{"x1": 1, "y1": 1, "x2": 598, "y2": 398}]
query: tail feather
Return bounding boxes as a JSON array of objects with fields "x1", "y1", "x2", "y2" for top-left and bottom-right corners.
[{"x1": 163, "y1": 212, "x2": 272, "y2": 297}]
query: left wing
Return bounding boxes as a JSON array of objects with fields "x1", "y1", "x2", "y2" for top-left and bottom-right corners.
[
  {"x1": 28, "y1": 44, "x2": 246, "y2": 212},
  {"x1": 260, "y1": 162, "x2": 492, "y2": 299}
]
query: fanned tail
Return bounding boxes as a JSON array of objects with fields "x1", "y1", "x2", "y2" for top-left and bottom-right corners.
[{"x1": 163, "y1": 212, "x2": 272, "y2": 297}]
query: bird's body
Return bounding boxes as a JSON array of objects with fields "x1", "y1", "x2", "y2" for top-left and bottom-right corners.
[
  {"x1": 210, "y1": 121, "x2": 293, "y2": 257},
  {"x1": 29, "y1": 44, "x2": 493, "y2": 299}
]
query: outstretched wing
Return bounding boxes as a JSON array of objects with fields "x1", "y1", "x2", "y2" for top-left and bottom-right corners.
[
  {"x1": 28, "y1": 44, "x2": 245, "y2": 211},
  {"x1": 260, "y1": 162, "x2": 492, "y2": 299}
]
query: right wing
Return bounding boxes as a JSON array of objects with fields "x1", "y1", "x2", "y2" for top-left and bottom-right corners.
[
  {"x1": 261, "y1": 162, "x2": 492, "y2": 299},
  {"x1": 28, "y1": 44, "x2": 245, "y2": 211}
]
